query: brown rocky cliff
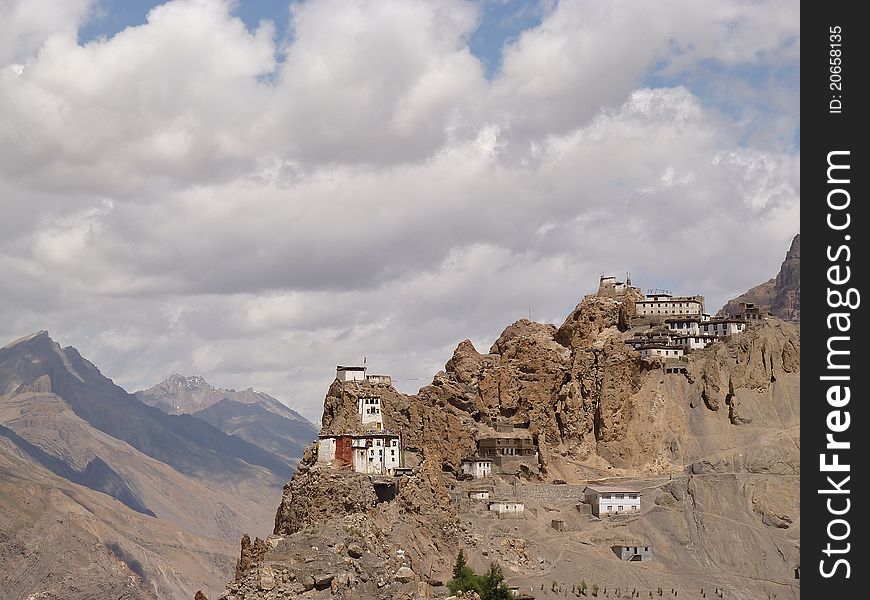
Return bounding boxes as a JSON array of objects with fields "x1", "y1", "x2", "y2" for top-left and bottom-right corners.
[
  {"x1": 771, "y1": 233, "x2": 800, "y2": 321},
  {"x1": 719, "y1": 233, "x2": 800, "y2": 322},
  {"x1": 272, "y1": 467, "x2": 379, "y2": 536},
  {"x1": 314, "y1": 294, "x2": 799, "y2": 477}
]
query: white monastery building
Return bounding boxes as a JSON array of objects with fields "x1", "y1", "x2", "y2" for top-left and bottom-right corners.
[
  {"x1": 666, "y1": 317, "x2": 704, "y2": 335},
  {"x1": 316, "y1": 432, "x2": 402, "y2": 476},
  {"x1": 460, "y1": 458, "x2": 493, "y2": 479},
  {"x1": 584, "y1": 485, "x2": 641, "y2": 516},
  {"x1": 352, "y1": 432, "x2": 400, "y2": 475},
  {"x1": 634, "y1": 291, "x2": 705, "y2": 317},
  {"x1": 672, "y1": 335, "x2": 717, "y2": 351},
  {"x1": 701, "y1": 319, "x2": 747, "y2": 337}
]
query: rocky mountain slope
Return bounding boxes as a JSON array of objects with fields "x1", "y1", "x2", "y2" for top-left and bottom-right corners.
[
  {"x1": 0, "y1": 436, "x2": 237, "y2": 600},
  {"x1": 0, "y1": 333, "x2": 293, "y2": 599},
  {"x1": 719, "y1": 234, "x2": 800, "y2": 321},
  {"x1": 209, "y1": 292, "x2": 799, "y2": 600},
  {"x1": 136, "y1": 375, "x2": 317, "y2": 464}
]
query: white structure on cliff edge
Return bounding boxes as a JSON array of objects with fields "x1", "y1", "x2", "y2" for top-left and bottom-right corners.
[{"x1": 336, "y1": 365, "x2": 366, "y2": 382}]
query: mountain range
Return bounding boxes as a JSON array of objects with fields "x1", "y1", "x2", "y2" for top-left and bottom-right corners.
[
  {"x1": 136, "y1": 374, "x2": 316, "y2": 465},
  {"x1": 0, "y1": 333, "x2": 316, "y2": 599}
]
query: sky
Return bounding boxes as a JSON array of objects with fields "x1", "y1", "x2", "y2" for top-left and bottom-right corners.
[{"x1": 0, "y1": 0, "x2": 799, "y2": 423}]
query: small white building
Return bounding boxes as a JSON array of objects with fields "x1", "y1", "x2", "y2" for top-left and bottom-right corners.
[
  {"x1": 460, "y1": 458, "x2": 493, "y2": 479},
  {"x1": 358, "y1": 396, "x2": 384, "y2": 430},
  {"x1": 584, "y1": 485, "x2": 641, "y2": 517},
  {"x1": 336, "y1": 365, "x2": 366, "y2": 382},
  {"x1": 701, "y1": 319, "x2": 747, "y2": 337},
  {"x1": 468, "y1": 490, "x2": 491, "y2": 501},
  {"x1": 351, "y1": 432, "x2": 401, "y2": 475},
  {"x1": 638, "y1": 344, "x2": 684, "y2": 358},
  {"x1": 673, "y1": 334, "x2": 717, "y2": 351},
  {"x1": 488, "y1": 500, "x2": 524, "y2": 518},
  {"x1": 365, "y1": 374, "x2": 392, "y2": 385}
]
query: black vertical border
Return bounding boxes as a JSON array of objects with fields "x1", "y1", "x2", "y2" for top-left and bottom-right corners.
[{"x1": 802, "y1": 2, "x2": 868, "y2": 596}]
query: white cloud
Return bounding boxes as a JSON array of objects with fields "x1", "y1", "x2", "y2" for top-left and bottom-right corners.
[{"x1": 0, "y1": 0, "x2": 799, "y2": 421}]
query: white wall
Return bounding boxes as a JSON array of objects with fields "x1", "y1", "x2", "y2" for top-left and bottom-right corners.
[
  {"x1": 337, "y1": 368, "x2": 366, "y2": 381},
  {"x1": 461, "y1": 460, "x2": 492, "y2": 478},
  {"x1": 317, "y1": 437, "x2": 336, "y2": 463},
  {"x1": 489, "y1": 502, "x2": 524, "y2": 515},
  {"x1": 640, "y1": 347, "x2": 683, "y2": 358}
]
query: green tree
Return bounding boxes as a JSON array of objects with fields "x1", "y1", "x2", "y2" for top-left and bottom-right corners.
[
  {"x1": 480, "y1": 562, "x2": 515, "y2": 600},
  {"x1": 453, "y1": 549, "x2": 468, "y2": 580},
  {"x1": 449, "y1": 550, "x2": 481, "y2": 596}
]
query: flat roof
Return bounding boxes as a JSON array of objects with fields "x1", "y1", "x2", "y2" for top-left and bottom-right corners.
[
  {"x1": 584, "y1": 485, "x2": 640, "y2": 494},
  {"x1": 319, "y1": 431, "x2": 399, "y2": 439},
  {"x1": 702, "y1": 319, "x2": 746, "y2": 325},
  {"x1": 336, "y1": 365, "x2": 366, "y2": 370},
  {"x1": 639, "y1": 296, "x2": 701, "y2": 303}
]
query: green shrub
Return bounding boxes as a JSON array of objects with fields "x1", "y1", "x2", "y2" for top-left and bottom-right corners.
[{"x1": 447, "y1": 551, "x2": 515, "y2": 600}]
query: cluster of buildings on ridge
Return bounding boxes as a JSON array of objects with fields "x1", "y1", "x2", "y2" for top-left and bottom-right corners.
[
  {"x1": 593, "y1": 274, "x2": 768, "y2": 360},
  {"x1": 318, "y1": 363, "x2": 653, "y2": 560}
]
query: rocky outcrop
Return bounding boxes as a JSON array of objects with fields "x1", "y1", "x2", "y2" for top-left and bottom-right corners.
[
  {"x1": 221, "y1": 456, "x2": 459, "y2": 599},
  {"x1": 212, "y1": 291, "x2": 800, "y2": 600},
  {"x1": 771, "y1": 233, "x2": 800, "y2": 321},
  {"x1": 719, "y1": 234, "x2": 800, "y2": 322},
  {"x1": 272, "y1": 467, "x2": 379, "y2": 536}
]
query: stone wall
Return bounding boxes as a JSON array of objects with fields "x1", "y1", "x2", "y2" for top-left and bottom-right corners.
[{"x1": 492, "y1": 484, "x2": 587, "y2": 504}]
